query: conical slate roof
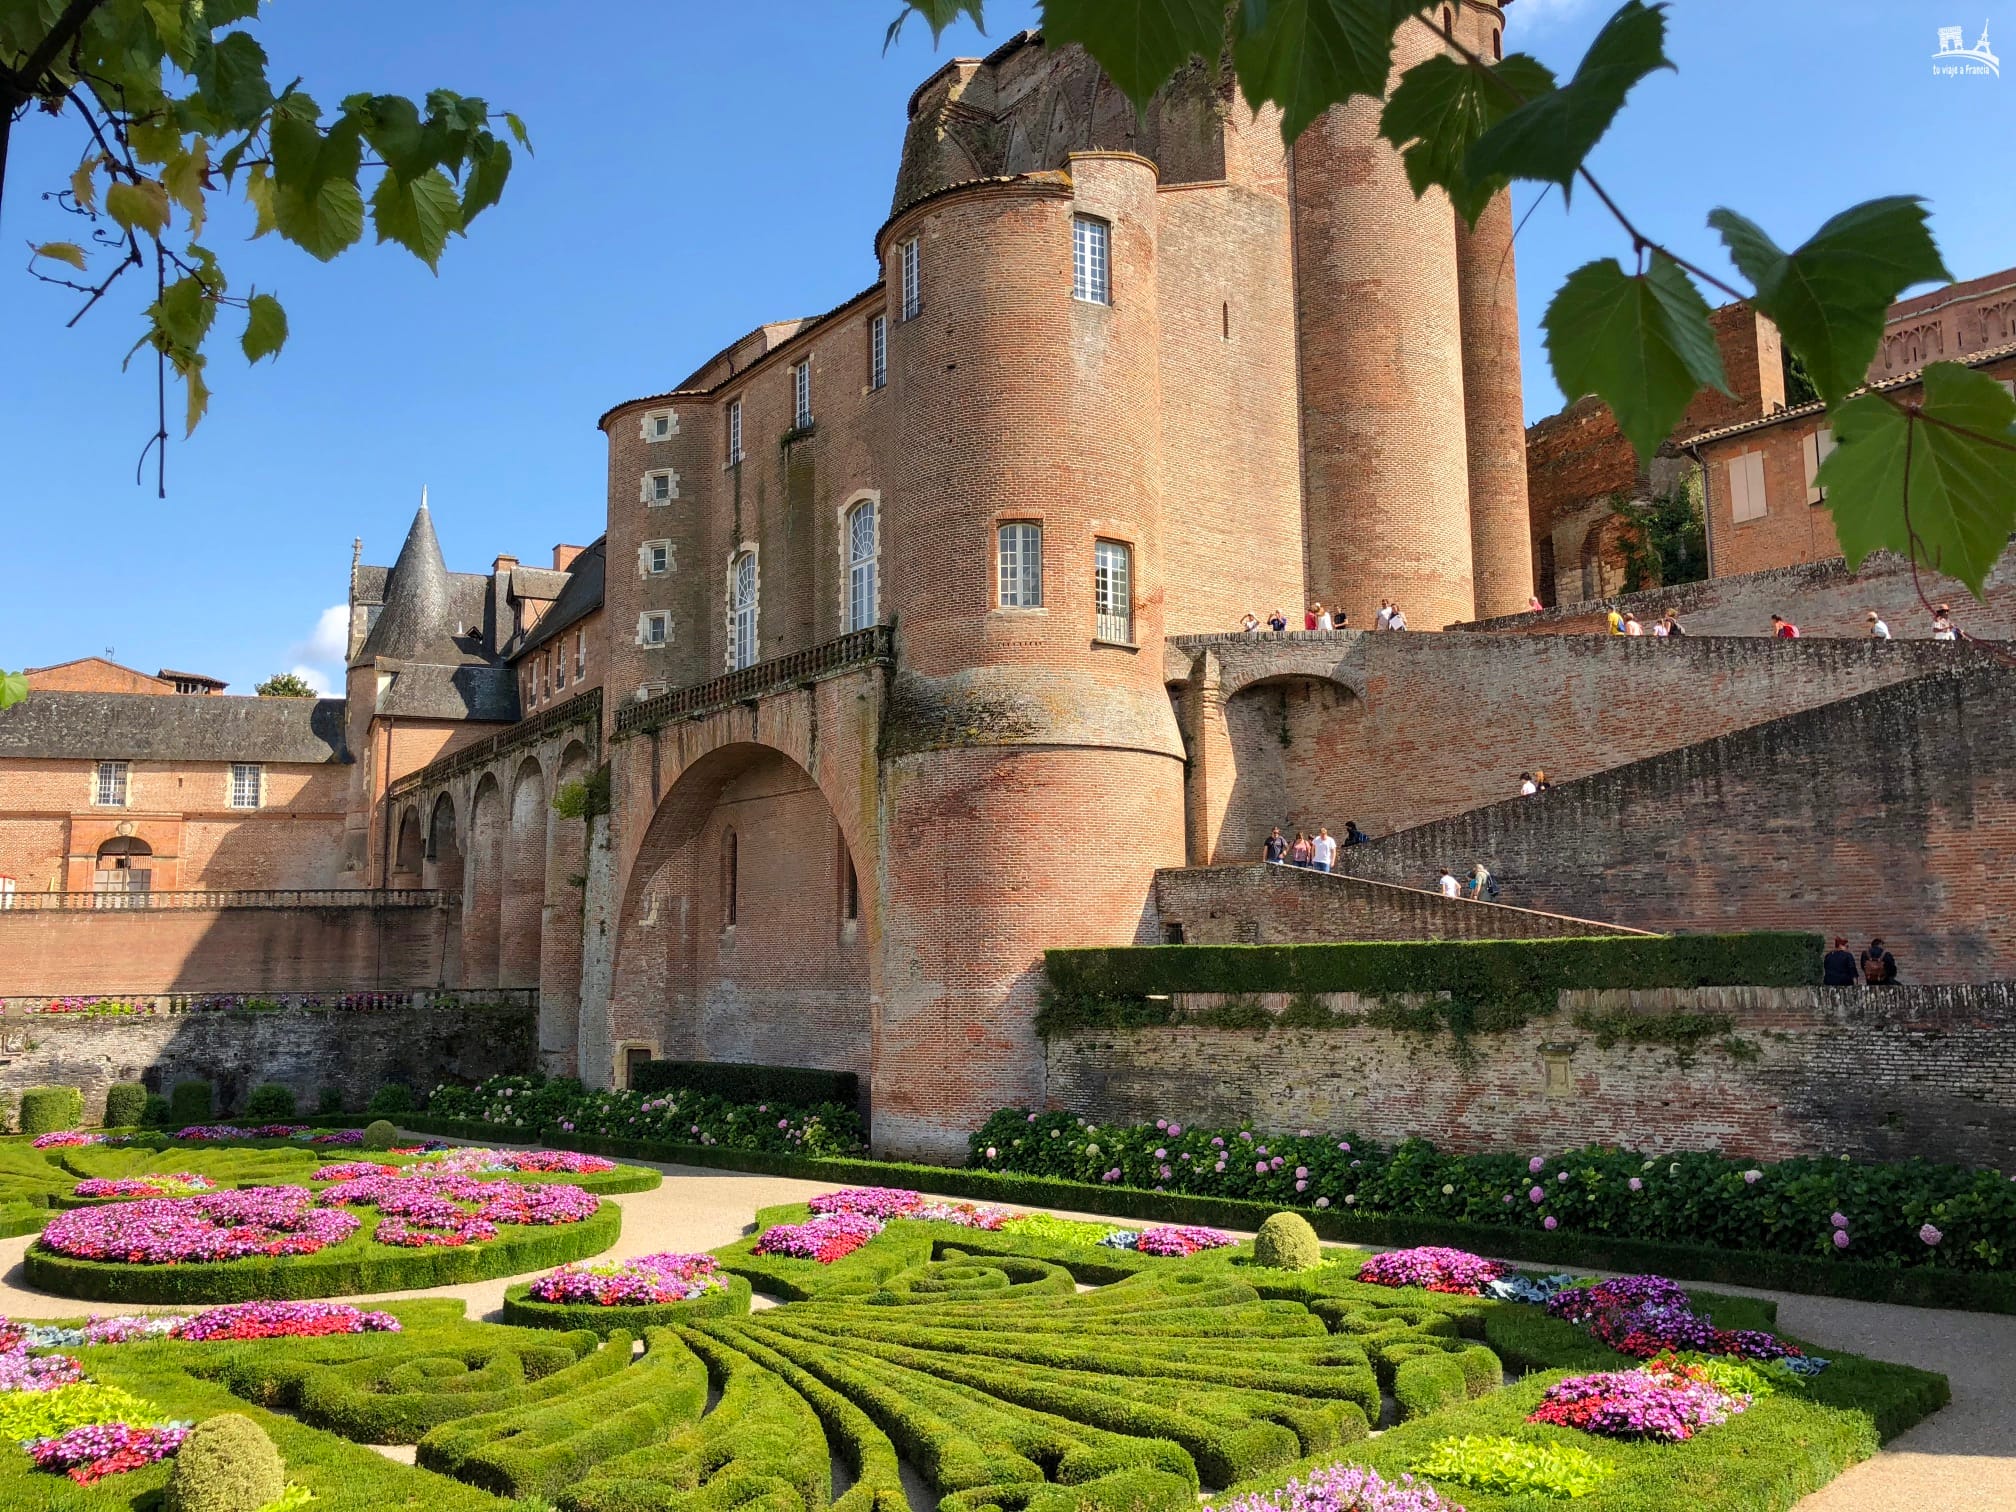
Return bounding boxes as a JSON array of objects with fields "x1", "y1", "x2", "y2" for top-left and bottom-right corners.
[{"x1": 357, "y1": 504, "x2": 459, "y2": 664}]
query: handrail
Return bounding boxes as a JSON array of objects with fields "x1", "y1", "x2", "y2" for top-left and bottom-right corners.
[
  {"x1": 614, "y1": 625, "x2": 895, "y2": 739},
  {"x1": 0, "y1": 989, "x2": 537, "y2": 1017},
  {"x1": 0, "y1": 889, "x2": 447, "y2": 911},
  {"x1": 388, "y1": 686, "x2": 603, "y2": 800}
]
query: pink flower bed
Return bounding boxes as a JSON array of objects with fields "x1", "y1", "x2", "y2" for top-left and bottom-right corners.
[
  {"x1": 1528, "y1": 1357, "x2": 1748, "y2": 1442},
  {"x1": 28, "y1": 1423, "x2": 189, "y2": 1485},
  {"x1": 73, "y1": 1174, "x2": 215, "y2": 1200},
  {"x1": 171, "y1": 1301, "x2": 399, "y2": 1341},
  {"x1": 0, "y1": 1350, "x2": 86, "y2": 1391},
  {"x1": 529, "y1": 1252, "x2": 726, "y2": 1306},
  {"x1": 1207, "y1": 1461, "x2": 1463, "y2": 1512},
  {"x1": 1357, "y1": 1247, "x2": 1509, "y2": 1295},
  {"x1": 1547, "y1": 1275, "x2": 1802, "y2": 1361},
  {"x1": 753, "y1": 1213, "x2": 884, "y2": 1263},
  {"x1": 30, "y1": 1131, "x2": 103, "y2": 1149},
  {"x1": 310, "y1": 1129, "x2": 366, "y2": 1146},
  {"x1": 806, "y1": 1186, "x2": 1011, "y2": 1230},
  {"x1": 39, "y1": 1187, "x2": 361, "y2": 1264},
  {"x1": 1136, "y1": 1225, "x2": 1236, "y2": 1257},
  {"x1": 320, "y1": 1168, "x2": 598, "y2": 1246}
]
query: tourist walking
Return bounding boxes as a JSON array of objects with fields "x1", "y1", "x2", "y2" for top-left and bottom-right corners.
[
  {"x1": 1467, "y1": 860, "x2": 1497, "y2": 901},
  {"x1": 1289, "y1": 832, "x2": 1314, "y2": 868},
  {"x1": 1342, "y1": 820, "x2": 1369, "y2": 847},
  {"x1": 1436, "y1": 868, "x2": 1461, "y2": 898},
  {"x1": 1532, "y1": 769, "x2": 1552, "y2": 791},
  {"x1": 1606, "y1": 606, "x2": 1625, "y2": 635},
  {"x1": 1661, "y1": 612, "x2": 1686, "y2": 636},
  {"x1": 1624, "y1": 612, "x2": 1644, "y2": 637},
  {"x1": 1866, "y1": 611, "x2": 1890, "y2": 640},
  {"x1": 1860, "y1": 937, "x2": 1899, "y2": 985},
  {"x1": 1771, "y1": 614, "x2": 1800, "y2": 638},
  {"x1": 1311, "y1": 827, "x2": 1338, "y2": 873},
  {"x1": 1822, "y1": 936, "x2": 1859, "y2": 986},
  {"x1": 1264, "y1": 826, "x2": 1288, "y2": 864},
  {"x1": 1316, "y1": 604, "x2": 1335, "y2": 631},
  {"x1": 1306, "y1": 602, "x2": 1322, "y2": 631}
]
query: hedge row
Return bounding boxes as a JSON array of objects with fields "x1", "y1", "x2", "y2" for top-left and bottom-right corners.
[
  {"x1": 424, "y1": 1074, "x2": 867, "y2": 1158},
  {"x1": 631, "y1": 1059, "x2": 859, "y2": 1108},
  {"x1": 1040, "y1": 932, "x2": 1824, "y2": 1031},
  {"x1": 393, "y1": 1118, "x2": 2016, "y2": 1314},
  {"x1": 500, "y1": 1272, "x2": 754, "y2": 1337},
  {"x1": 22, "y1": 1198, "x2": 623, "y2": 1303}
]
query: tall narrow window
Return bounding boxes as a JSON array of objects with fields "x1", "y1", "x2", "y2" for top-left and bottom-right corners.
[
  {"x1": 554, "y1": 646, "x2": 566, "y2": 691},
  {"x1": 726, "y1": 397, "x2": 744, "y2": 464},
  {"x1": 575, "y1": 629, "x2": 586, "y2": 676},
  {"x1": 998, "y1": 522, "x2": 1043, "y2": 609},
  {"x1": 229, "y1": 763, "x2": 263, "y2": 810},
  {"x1": 842, "y1": 853, "x2": 860, "y2": 922},
  {"x1": 869, "y1": 314, "x2": 887, "y2": 389},
  {"x1": 1094, "y1": 539, "x2": 1133, "y2": 643},
  {"x1": 95, "y1": 761, "x2": 129, "y2": 807},
  {"x1": 730, "y1": 551, "x2": 759, "y2": 670},
  {"x1": 792, "y1": 361, "x2": 813, "y2": 429},
  {"x1": 846, "y1": 499, "x2": 879, "y2": 632},
  {"x1": 1802, "y1": 427, "x2": 1837, "y2": 505},
  {"x1": 723, "y1": 830, "x2": 739, "y2": 927},
  {"x1": 900, "y1": 238, "x2": 921, "y2": 321},
  {"x1": 1072, "y1": 216, "x2": 1110, "y2": 304}
]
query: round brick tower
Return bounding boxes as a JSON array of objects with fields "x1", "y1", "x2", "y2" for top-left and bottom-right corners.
[
  {"x1": 1291, "y1": 18, "x2": 1475, "y2": 630},
  {"x1": 874, "y1": 153, "x2": 1188, "y2": 1158},
  {"x1": 1454, "y1": 1, "x2": 1535, "y2": 618}
]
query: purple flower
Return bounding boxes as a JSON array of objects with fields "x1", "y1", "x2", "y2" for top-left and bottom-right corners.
[
  {"x1": 1154, "y1": 1148, "x2": 1167, "y2": 1159},
  {"x1": 1294, "y1": 1166, "x2": 1308, "y2": 1180},
  {"x1": 1920, "y1": 1223, "x2": 1943, "y2": 1246},
  {"x1": 1295, "y1": 1179, "x2": 1308, "y2": 1192},
  {"x1": 1529, "y1": 1186, "x2": 1545, "y2": 1203},
  {"x1": 1832, "y1": 1229, "x2": 1850, "y2": 1249},
  {"x1": 1167, "y1": 1123, "x2": 1182, "y2": 1136},
  {"x1": 1544, "y1": 1216, "x2": 1559, "y2": 1230},
  {"x1": 1503, "y1": 1193, "x2": 1515, "y2": 1205},
  {"x1": 1742, "y1": 1170, "x2": 1761, "y2": 1184},
  {"x1": 1629, "y1": 1177, "x2": 1643, "y2": 1191},
  {"x1": 1205, "y1": 1461, "x2": 1461, "y2": 1512},
  {"x1": 1831, "y1": 1211, "x2": 1849, "y2": 1228},
  {"x1": 1255, "y1": 1161, "x2": 1269, "y2": 1174},
  {"x1": 1529, "y1": 1156, "x2": 1546, "y2": 1173}
]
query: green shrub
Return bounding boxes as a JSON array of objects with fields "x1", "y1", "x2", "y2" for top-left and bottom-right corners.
[
  {"x1": 362, "y1": 1119, "x2": 400, "y2": 1150},
  {"x1": 316, "y1": 1086, "x2": 346, "y2": 1117},
  {"x1": 17, "y1": 1086, "x2": 83, "y2": 1136},
  {"x1": 164, "y1": 1412, "x2": 286, "y2": 1512},
  {"x1": 1408, "y1": 1433, "x2": 1616, "y2": 1498},
  {"x1": 501, "y1": 1273, "x2": 753, "y2": 1337},
  {"x1": 170, "y1": 1079, "x2": 215, "y2": 1124},
  {"x1": 243, "y1": 1084, "x2": 298, "y2": 1120},
  {"x1": 1252, "y1": 1212, "x2": 1323, "y2": 1271},
  {"x1": 141, "y1": 1092, "x2": 172, "y2": 1127},
  {"x1": 628, "y1": 1059, "x2": 858, "y2": 1107},
  {"x1": 103, "y1": 1082, "x2": 148, "y2": 1129},
  {"x1": 367, "y1": 1084, "x2": 417, "y2": 1117}
]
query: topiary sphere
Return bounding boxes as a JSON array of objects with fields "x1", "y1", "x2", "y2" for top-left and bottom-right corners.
[
  {"x1": 361, "y1": 1119, "x2": 400, "y2": 1151},
  {"x1": 1252, "y1": 1211, "x2": 1324, "y2": 1271},
  {"x1": 164, "y1": 1412, "x2": 285, "y2": 1512}
]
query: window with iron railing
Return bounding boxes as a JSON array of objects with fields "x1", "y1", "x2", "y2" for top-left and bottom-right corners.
[{"x1": 1094, "y1": 538, "x2": 1133, "y2": 644}]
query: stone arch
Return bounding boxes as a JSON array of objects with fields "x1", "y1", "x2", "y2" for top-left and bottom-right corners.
[
  {"x1": 391, "y1": 806, "x2": 425, "y2": 888},
  {"x1": 611, "y1": 740, "x2": 873, "y2": 1090},
  {"x1": 425, "y1": 793, "x2": 463, "y2": 889},
  {"x1": 539, "y1": 740, "x2": 593, "y2": 1074},
  {"x1": 1578, "y1": 514, "x2": 1633, "y2": 603},
  {"x1": 500, "y1": 756, "x2": 547, "y2": 989},
  {"x1": 463, "y1": 773, "x2": 505, "y2": 989},
  {"x1": 1216, "y1": 674, "x2": 1368, "y2": 863}
]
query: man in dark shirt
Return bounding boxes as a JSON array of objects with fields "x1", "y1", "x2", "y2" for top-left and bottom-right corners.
[
  {"x1": 1860, "y1": 937, "x2": 1899, "y2": 985},
  {"x1": 1342, "y1": 821, "x2": 1369, "y2": 847},
  {"x1": 1264, "y1": 827, "x2": 1288, "y2": 864},
  {"x1": 1822, "y1": 937, "x2": 1858, "y2": 986}
]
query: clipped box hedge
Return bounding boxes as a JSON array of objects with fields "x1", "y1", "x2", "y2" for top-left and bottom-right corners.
[
  {"x1": 629, "y1": 1059, "x2": 860, "y2": 1108},
  {"x1": 501, "y1": 1271, "x2": 753, "y2": 1336},
  {"x1": 1041, "y1": 932, "x2": 1824, "y2": 1030}
]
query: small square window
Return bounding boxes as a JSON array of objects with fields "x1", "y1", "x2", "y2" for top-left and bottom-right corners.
[
  {"x1": 95, "y1": 761, "x2": 129, "y2": 807},
  {"x1": 638, "y1": 611, "x2": 670, "y2": 647},
  {"x1": 641, "y1": 469, "x2": 678, "y2": 506},
  {"x1": 641, "y1": 540, "x2": 672, "y2": 577},
  {"x1": 639, "y1": 408, "x2": 678, "y2": 442},
  {"x1": 230, "y1": 762, "x2": 263, "y2": 810},
  {"x1": 726, "y1": 398, "x2": 744, "y2": 465}
]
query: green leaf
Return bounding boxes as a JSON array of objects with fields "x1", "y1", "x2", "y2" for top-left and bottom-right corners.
[
  {"x1": 1380, "y1": 52, "x2": 1557, "y2": 228},
  {"x1": 1040, "y1": 0, "x2": 1225, "y2": 109},
  {"x1": 0, "y1": 671, "x2": 27, "y2": 712},
  {"x1": 143, "y1": 0, "x2": 194, "y2": 68},
  {"x1": 194, "y1": 31, "x2": 274, "y2": 127},
  {"x1": 162, "y1": 136, "x2": 210, "y2": 238},
  {"x1": 1709, "y1": 198, "x2": 1952, "y2": 407},
  {"x1": 885, "y1": 1, "x2": 984, "y2": 50},
  {"x1": 1466, "y1": 0, "x2": 1673, "y2": 196},
  {"x1": 242, "y1": 292, "x2": 288, "y2": 363},
  {"x1": 1544, "y1": 252, "x2": 1729, "y2": 460},
  {"x1": 1818, "y1": 363, "x2": 2016, "y2": 595},
  {"x1": 370, "y1": 168, "x2": 462, "y2": 269},
  {"x1": 272, "y1": 174, "x2": 366, "y2": 260},
  {"x1": 31, "y1": 242, "x2": 88, "y2": 271},
  {"x1": 245, "y1": 162, "x2": 279, "y2": 237},
  {"x1": 150, "y1": 274, "x2": 218, "y2": 351},
  {"x1": 460, "y1": 136, "x2": 511, "y2": 226},
  {"x1": 354, "y1": 94, "x2": 431, "y2": 180},
  {"x1": 1234, "y1": 0, "x2": 1419, "y2": 144},
  {"x1": 501, "y1": 111, "x2": 533, "y2": 153},
  {"x1": 105, "y1": 179, "x2": 171, "y2": 237}
]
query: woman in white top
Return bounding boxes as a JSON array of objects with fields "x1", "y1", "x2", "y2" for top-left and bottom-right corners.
[{"x1": 1241, "y1": 613, "x2": 1261, "y2": 634}]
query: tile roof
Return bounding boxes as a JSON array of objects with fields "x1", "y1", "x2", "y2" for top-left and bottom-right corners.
[
  {"x1": 0, "y1": 692, "x2": 349, "y2": 763},
  {"x1": 1687, "y1": 340, "x2": 2016, "y2": 447},
  {"x1": 514, "y1": 538, "x2": 605, "y2": 661}
]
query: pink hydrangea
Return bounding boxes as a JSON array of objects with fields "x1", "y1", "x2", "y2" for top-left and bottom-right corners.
[{"x1": 1356, "y1": 1246, "x2": 1507, "y2": 1294}]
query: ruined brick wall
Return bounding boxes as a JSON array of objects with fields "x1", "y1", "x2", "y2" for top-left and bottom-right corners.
[
  {"x1": 0, "y1": 904, "x2": 450, "y2": 997},
  {"x1": 1152, "y1": 863, "x2": 1640, "y2": 944},
  {"x1": 1338, "y1": 666, "x2": 2016, "y2": 980},
  {"x1": 0, "y1": 1001, "x2": 533, "y2": 1128},
  {"x1": 1044, "y1": 982, "x2": 2016, "y2": 1167}
]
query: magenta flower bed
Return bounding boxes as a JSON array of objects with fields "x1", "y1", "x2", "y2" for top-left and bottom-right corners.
[
  {"x1": 28, "y1": 1422, "x2": 190, "y2": 1485},
  {"x1": 1357, "y1": 1247, "x2": 1508, "y2": 1295},
  {"x1": 30, "y1": 1131, "x2": 103, "y2": 1149},
  {"x1": 310, "y1": 1129, "x2": 366, "y2": 1146},
  {"x1": 1207, "y1": 1460, "x2": 1464, "y2": 1512},
  {"x1": 73, "y1": 1174, "x2": 215, "y2": 1200},
  {"x1": 173, "y1": 1124, "x2": 308, "y2": 1141},
  {"x1": 754, "y1": 1213, "x2": 884, "y2": 1263},
  {"x1": 1547, "y1": 1275, "x2": 1802, "y2": 1361},
  {"x1": 530, "y1": 1252, "x2": 726, "y2": 1306},
  {"x1": 39, "y1": 1188, "x2": 361, "y2": 1264},
  {"x1": 429, "y1": 1147, "x2": 618, "y2": 1176},
  {"x1": 171, "y1": 1300, "x2": 400, "y2": 1341},
  {"x1": 0, "y1": 1349, "x2": 86, "y2": 1391},
  {"x1": 1528, "y1": 1357, "x2": 1748, "y2": 1442},
  {"x1": 805, "y1": 1186, "x2": 1013, "y2": 1230},
  {"x1": 1136, "y1": 1225, "x2": 1236, "y2": 1257}
]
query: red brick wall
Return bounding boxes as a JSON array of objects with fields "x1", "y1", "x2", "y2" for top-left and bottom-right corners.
[
  {"x1": 24, "y1": 660, "x2": 178, "y2": 695},
  {"x1": 1875, "y1": 265, "x2": 2016, "y2": 378},
  {"x1": 0, "y1": 903, "x2": 449, "y2": 996},
  {"x1": 1338, "y1": 664, "x2": 2016, "y2": 980},
  {"x1": 1045, "y1": 982, "x2": 2016, "y2": 1167}
]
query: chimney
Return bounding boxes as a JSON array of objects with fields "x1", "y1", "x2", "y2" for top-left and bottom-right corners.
[
  {"x1": 552, "y1": 543, "x2": 585, "y2": 571},
  {"x1": 492, "y1": 554, "x2": 520, "y2": 574}
]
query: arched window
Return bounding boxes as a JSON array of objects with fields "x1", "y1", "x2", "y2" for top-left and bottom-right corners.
[
  {"x1": 722, "y1": 829, "x2": 739, "y2": 927},
  {"x1": 1442, "y1": 6, "x2": 1453, "y2": 37},
  {"x1": 1492, "y1": 27, "x2": 1503, "y2": 59},
  {"x1": 846, "y1": 499, "x2": 878, "y2": 632},
  {"x1": 729, "y1": 550, "x2": 759, "y2": 670}
]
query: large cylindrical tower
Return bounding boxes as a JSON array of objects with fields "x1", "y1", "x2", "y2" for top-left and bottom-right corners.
[
  {"x1": 1291, "y1": 17, "x2": 1474, "y2": 629},
  {"x1": 1454, "y1": 2, "x2": 1535, "y2": 618},
  {"x1": 874, "y1": 153, "x2": 1188, "y2": 1158}
]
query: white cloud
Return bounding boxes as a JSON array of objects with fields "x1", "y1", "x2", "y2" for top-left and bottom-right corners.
[
  {"x1": 288, "y1": 664, "x2": 338, "y2": 696},
  {"x1": 276, "y1": 605, "x2": 348, "y2": 697}
]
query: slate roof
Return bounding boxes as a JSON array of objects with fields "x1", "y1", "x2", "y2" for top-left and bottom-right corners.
[
  {"x1": 0, "y1": 693, "x2": 350, "y2": 764},
  {"x1": 373, "y1": 662, "x2": 518, "y2": 723},
  {"x1": 515, "y1": 538, "x2": 606, "y2": 661},
  {"x1": 510, "y1": 566, "x2": 571, "y2": 601}
]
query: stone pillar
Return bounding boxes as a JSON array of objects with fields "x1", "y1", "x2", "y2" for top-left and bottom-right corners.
[
  {"x1": 574, "y1": 812, "x2": 617, "y2": 1087},
  {"x1": 1456, "y1": 189, "x2": 1536, "y2": 619},
  {"x1": 1181, "y1": 650, "x2": 1235, "y2": 866}
]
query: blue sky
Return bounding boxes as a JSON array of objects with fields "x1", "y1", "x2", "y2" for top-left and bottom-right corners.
[{"x1": 2, "y1": 0, "x2": 2008, "y2": 693}]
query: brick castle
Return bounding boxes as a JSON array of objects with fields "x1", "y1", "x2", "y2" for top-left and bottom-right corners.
[{"x1": 4, "y1": 18, "x2": 2015, "y2": 1157}]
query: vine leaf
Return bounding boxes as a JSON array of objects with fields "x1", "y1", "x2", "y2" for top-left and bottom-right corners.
[
  {"x1": 1234, "y1": 0, "x2": 1420, "y2": 144},
  {"x1": 273, "y1": 175, "x2": 367, "y2": 261},
  {"x1": 1379, "y1": 52, "x2": 1557, "y2": 228},
  {"x1": 1466, "y1": 0, "x2": 1672, "y2": 197},
  {"x1": 243, "y1": 293, "x2": 289, "y2": 364},
  {"x1": 460, "y1": 137, "x2": 513, "y2": 226},
  {"x1": 370, "y1": 169, "x2": 463, "y2": 270},
  {"x1": 885, "y1": 0, "x2": 985, "y2": 50},
  {"x1": 105, "y1": 179, "x2": 172, "y2": 237},
  {"x1": 32, "y1": 242, "x2": 89, "y2": 271},
  {"x1": 1818, "y1": 363, "x2": 2016, "y2": 594},
  {"x1": 1545, "y1": 251, "x2": 1728, "y2": 460},
  {"x1": 1042, "y1": 0, "x2": 1226, "y2": 109},
  {"x1": 0, "y1": 671, "x2": 26, "y2": 711},
  {"x1": 1709, "y1": 198, "x2": 1951, "y2": 408}
]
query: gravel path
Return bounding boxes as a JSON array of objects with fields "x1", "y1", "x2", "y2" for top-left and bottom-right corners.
[{"x1": 0, "y1": 1148, "x2": 2004, "y2": 1509}]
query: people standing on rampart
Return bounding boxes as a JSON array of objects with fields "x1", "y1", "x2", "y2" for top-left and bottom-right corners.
[
  {"x1": 1822, "y1": 937, "x2": 1859, "y2": 986},
  {"x1": 1375, "y1": 599, "x2": 1394, "y2": 630},
  {"x1": 1264, "y1": 827, "x2": 1288, "y2": 864},
  {"x1": 1289, "y1": 832, "x2": 1314, "y2": 867},
  {"x1": 1241, "y1": 612, "x2": 1261, "y2": 634},
  {"x1": 1311, "y1": 827, "x2": 1338, "y2": 873},
  {"x1": 1866, "y1": 611, "x2": 1891, "y2": 640},
  {"x1": 1437, "y1": 868, "x2": 1460, "y2": 898}
]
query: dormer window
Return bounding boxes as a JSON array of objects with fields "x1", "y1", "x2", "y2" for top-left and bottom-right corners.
[{"x1": 639, "y1": 408, "x2": 678, "y2": 442}]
